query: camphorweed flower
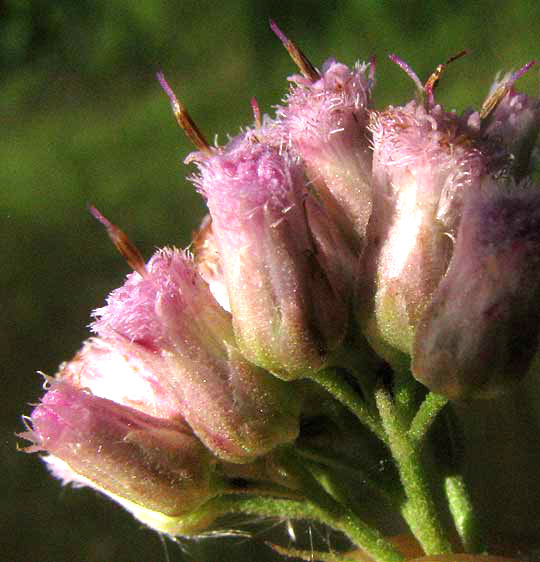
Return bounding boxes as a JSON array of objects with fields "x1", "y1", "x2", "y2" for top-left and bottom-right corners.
[{"x1": 21, "y1": 22, "x2": 540, "y2": 562}]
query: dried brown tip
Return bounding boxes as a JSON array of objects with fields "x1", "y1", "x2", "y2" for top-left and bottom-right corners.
[
  {"x1": 424, "y1": 50, "x2": 468, "y2": 106},
  {"x1": 157, "y1": 71, "x2": 211, "y2": 154},
  {"x1": 88, "y1": 204, "x2": 147, "y2": 277},
  {"x1": 269, "y1": 19, "x2": 320, "y2": 82},
  {"x1": 480, "y1": 60, "x2": 537, "y2": 120}
]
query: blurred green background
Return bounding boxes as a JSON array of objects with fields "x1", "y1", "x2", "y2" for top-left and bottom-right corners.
[{"x1": 3, "y1": 2, "x2": 539, "y2": 561}]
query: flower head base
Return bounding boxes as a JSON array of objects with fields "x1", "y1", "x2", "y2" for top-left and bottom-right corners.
[{"x1": 193, "y1": 136, "x2": 348, "y2": 379}]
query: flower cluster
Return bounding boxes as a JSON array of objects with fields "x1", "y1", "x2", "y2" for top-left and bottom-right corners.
[{"x1": 21, "y1": 22, "x2": 540, "y2": 561}]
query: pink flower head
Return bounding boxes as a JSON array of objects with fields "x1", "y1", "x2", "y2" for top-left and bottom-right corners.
[
  {"x1": 22, "y1": 381, "x2": 216, "y2": 517},
  {"x1": 360, "y1": 100, "x2": 497, "y2": 365},
  {"x1": 92, "y1": 246, "x2": 233, "y2": 353},
  {"x1": 277, "y1": 59, "x2": 374, "y2": 249},
  {"x1": 193, "y1": 136, "x2": 348, "y2": 379},
  {"x1": 93, "y1": 247, "x2": 300, "y2": 462},
  {"x1": 413, "y1": 177, "x2": 540, "y2": 399}
]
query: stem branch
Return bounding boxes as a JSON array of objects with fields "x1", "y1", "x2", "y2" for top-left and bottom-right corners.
[
  {"x1": 408, "y1": 393, "x2": 448, "y2": 445},
  {"x1": 445, "y1": 473, "x2": 485, "y2": 553},
  {"x1": 308, "y1": 369, "x2": 388, "y2": 444},
  {"x1": 375, "y1": 386, "x2": 452, "y2": 555}
]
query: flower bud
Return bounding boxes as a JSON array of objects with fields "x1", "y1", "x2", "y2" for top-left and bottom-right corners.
[
  {"x1": 93, "y1": 247, "x2": 300, "y2": 461},
  {"x1": 413, "y1": 178, "x2": 540, "y2": 399},
  {"x1": 277, "y1": 59, "x2": 374, "y2": 249},
  {"x1": 193, "y1": 137, "x2": 348, "y2": 379},
  {"x1": 22, "y1": 381, "x2": 217, "y2": 518},
  {"x1": 359, "y1": 101, "x2": 490, "y2": 366}
]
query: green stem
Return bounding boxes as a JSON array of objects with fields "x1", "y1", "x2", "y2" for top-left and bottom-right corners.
[
  {"x1": 204, "y1": 493, "x2": 405, "y2": 562},
  {"x1": 308, "y1": 369, "x2": 388, "y2": 444},
  {"x1": 277, "y1": 447, "x2": 405, "y2": 562},
  {"x1": 444, "y1": 474, "x2": 485, "y2": 553},
  {"x1": 375, "y1": 386, "x2": 452, "y2": 555},
  {"x1": 408, "y1": 392, "x2": 448, "y2": 445},
  {"x1": 296, "y1": 445, "x2": 399, "y2": 505},
  {"x1": 392, "y1": 368, "x2": 418, "y2": 425}
]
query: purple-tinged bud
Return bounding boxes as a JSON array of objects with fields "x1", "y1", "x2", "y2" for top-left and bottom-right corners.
[
  {"x1": 22, "y1": 381, "x2": 217, "y2": 519},
  {"x1": 193, "y1": 138, "x2": 348, "y2": 379},
  {"x1": 482, "y1": 72, "x2": 540, "y2": 180},
  {"x1": 277, "y1": 59, "x2": 374, "y2": 249},
  {"x1": 413, "y1": 178, "x2": 540, "y2": 399},
  {"x1": 93, "y1": 247, "x2": 300, "y2": 461},
  {"x1": 360, "y1": 101, "x2": 494, "y2": 366}
]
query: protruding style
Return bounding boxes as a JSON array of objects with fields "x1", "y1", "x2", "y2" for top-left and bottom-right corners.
[
  {"x1": 424, "y1": 50, "x2": 468, "y2": 106},
  {"x1": 88, "y1": 204, "x2": 147, "y2": 277},
  {"x1": 269, "y1": 19, "x2": 320, "y2": 82},
  {"x1": 480, "y1": 61, "x2": 537, "y2": 120},
  {"x1": 157, "y1": 71, "x2": 211, "y2": 153},
  {"x1": 251, "y1": 97, "x2": 262, "y2": 129}
]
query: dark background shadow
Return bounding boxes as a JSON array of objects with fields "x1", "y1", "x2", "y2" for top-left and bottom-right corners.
[{"x1": 3, "y1": 2, "x2": 539, "y2": 560}]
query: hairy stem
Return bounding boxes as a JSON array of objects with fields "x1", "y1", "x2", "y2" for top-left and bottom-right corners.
[
  {"x1": 445, "y1": 474, "x2": 485, "y2": 553},
  {"x1": 276, "y1": 446, "x2": 405, "y2": 561},
  {"x1": 308, "y1": 369, "x2": 388, "y2": 444},
  {"x1": 408, "y1": 392, "x2": 448, "y2": 445},
  {"x1": 375, "y1": 386, "x2": 452, "y2": 555}
]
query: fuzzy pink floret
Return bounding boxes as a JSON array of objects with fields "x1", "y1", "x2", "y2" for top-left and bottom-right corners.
[
  {"x1": 370, "y1": 101, "x2": 498, "y2": 231},
  {"x1": 278, "y1": 59, "x2": 372, "y2": 158},
  {"x1": 194, "y1": 140, "x2": 305, "y2": 238},
  {"x1": 462, "y1": 178, "x2": 540, "y2": 256},
  {"x1": 92, "y1": 247, "x2": 200, "y2": 350},
  {"x1": 371, "y1": 102, "x2": 478, "y2": 171},
  {"x1": 28, "y1": 381, "x2": 170, "y2": 450}
]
